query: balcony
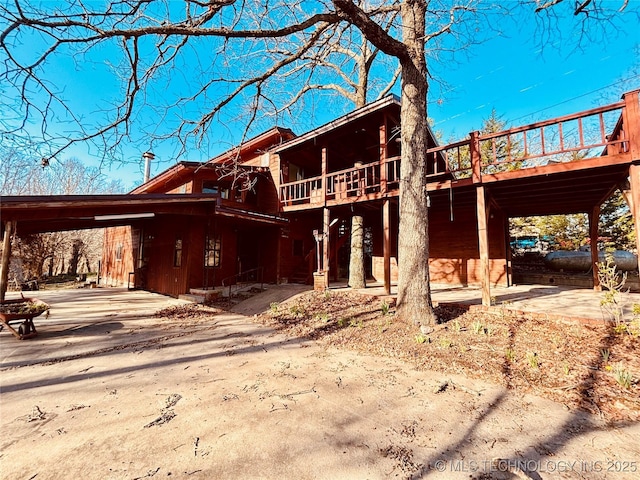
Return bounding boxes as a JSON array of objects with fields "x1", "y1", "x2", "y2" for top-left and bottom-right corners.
[{"x1": 279, "y1": 90, "x2": 637, "y2": 210}]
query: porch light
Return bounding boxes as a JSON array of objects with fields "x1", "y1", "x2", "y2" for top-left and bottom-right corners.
[{"x1": 313, "y1": 229, "x2": 324, "y2": 273}]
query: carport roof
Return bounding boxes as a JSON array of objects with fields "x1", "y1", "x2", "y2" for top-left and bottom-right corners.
[{"x1": 1, "y1": 193, "x2": 287, "y2": 236}]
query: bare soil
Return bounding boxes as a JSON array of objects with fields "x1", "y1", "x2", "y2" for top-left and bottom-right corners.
[
  {"x1": 2, "y1": 287, "x2": 639, "y2": 480},
  {"x1": 253, "y1": 290, "x2": 640, "y2": 422}
]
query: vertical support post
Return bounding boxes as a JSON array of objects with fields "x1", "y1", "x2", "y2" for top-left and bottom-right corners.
[
  {"x1": 622, "y1": 90, "x2": 640, "y2": 159},
  {"x1": 383, "y1": 199, "x2": 391, "y2": 295},
  {"x1": 276, "y1": 227, "x2": 282, "y2": 284},
  {"x1": 476, "y1": 186, "x2": 491, "y2": 306},
  {"x1": 379, "y1": 117, "x2": 388, "y2": 195},
  {"x1": 1, "y1": 221, "x2": 15, "y2": 302},
  {"x1": 589, "y1": 205, "x2": 601, "y2": 291},
  {"x1": 323, "y1": 207, "x2": 330, "y2": 287},
  {"x1": 321, "y1": 146, "x2": 328, "y2": 204},
  {"x1": 629, "y1": 164, "x2": 640, "y2": 280},
  {"x1": 470, "y1": 131, "x2": 482, "y2": 184}
]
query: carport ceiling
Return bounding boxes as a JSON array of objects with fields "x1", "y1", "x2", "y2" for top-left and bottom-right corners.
[
  {"x1": 487, "y1": 163, "x2": 630, "y2": 217},
  {"x1": 427, "y1": 163, "x2": 630, "y2": 219},
  {"x1": 1, "y1": 194, "x2": 219, "y2": 235}
]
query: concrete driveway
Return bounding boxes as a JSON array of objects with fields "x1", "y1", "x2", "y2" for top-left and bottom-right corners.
[{"x1": 1, "y1": 287, "x2": 638, "y2": 479}]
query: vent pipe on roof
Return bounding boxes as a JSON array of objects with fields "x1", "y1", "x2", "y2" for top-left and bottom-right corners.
[{"x1": 142, "y1": 152, "x2": 155, "y2": 183}]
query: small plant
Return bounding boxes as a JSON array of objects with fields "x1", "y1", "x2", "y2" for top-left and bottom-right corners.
[
  {"x1": 438, "y1": 338, "x2": 452, "y2": 349},
  {"x1": 471, "y1": 319, "x2": 491, "y2": 335},
  {"x1": 314, "y1": 312, "x2": 331, "y2": 323},
  {"x1": 415, "y1": 334, "x2": 428, "y2": 344},
  {"x1": 269, "y1": 302, "x2": 279, "y2": 313},
  {"x1": 563, "y1": 362, "x2": 570, "y2": 376},
  {"x1": 381, "y1": 300, "x2": 390, "y2": 316},
  {"x1": 337, "y1": 317, "x2": 348, "y2": 327},
  {"x1": 598, "y1": 253, "x2": 628, "y2": 326},
  {"x1": 527, "y1": 352, "x2": 540, "y2": 369},
  {"x1": 289, "y1": 305, "x2": 305, "y2": 316},
  {"x1": 601, "y1": 348, "x2": 610, "y2": 364},
  {"x1": 324, "y1": 290, "x2": 332, "y2": 300},
  {"x1": 452, "y1": 319, "x2": 461, "y2": 333},
  {"x1": 613, "y1": 363, "x2": 633, "y2": 390},
  {"x1": 349, "y1": 318, "x2": 363, "y2": 328},
  {"x1": 505, "y1": 348, "x2": 516, "y2": 363},
  {"x1": 472, "y1": 320, "x2": 483, "y2": 335}
]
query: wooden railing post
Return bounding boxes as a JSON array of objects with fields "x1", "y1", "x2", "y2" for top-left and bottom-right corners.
[
  {"x1": 470, "y1": 131, "x2": 482, "y2": 183},
  {"x1": 623, "y1": 90, "x2": 640, "y2": 160}
]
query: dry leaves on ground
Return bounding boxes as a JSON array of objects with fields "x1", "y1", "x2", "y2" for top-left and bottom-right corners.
[{"x1": 255, "y1": 290, "x2": 640, "y2": 422}]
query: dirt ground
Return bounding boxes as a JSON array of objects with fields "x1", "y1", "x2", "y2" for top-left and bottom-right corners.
[{"x1": 1, "y1": 286, "x2": 639, "y2": 480}]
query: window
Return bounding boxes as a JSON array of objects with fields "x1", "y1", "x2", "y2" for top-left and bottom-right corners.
[
  {"x1": 203, "y1": 181, "x2": 230, "y2": 199},
  {"x1": 116, "y1": 244, "x2": 123, "y2": 261},
  {"x1": 202, "y1": 181, "x2": 219, "y2": 195},
  {"x1": 205, "y1": 235, "x2": 221, "y2": 267},
  {"x1": 174, "y1": 238, "x2": 183, "y2": 267}
]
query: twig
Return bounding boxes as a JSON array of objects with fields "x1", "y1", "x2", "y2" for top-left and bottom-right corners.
[
  {"x1": 449, "y1": 380, "x2": 481, "y2": 396},
  {"x1": 143, "y1": 410, "x2": 176, "y2": 428}
]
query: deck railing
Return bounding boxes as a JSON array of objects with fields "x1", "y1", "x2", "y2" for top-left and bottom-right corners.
[
  {"x1": 280, "y1": 91, "x2": 636, "y2": 206},
  {"x1": 279, "y1": 157, "x2": 403, "y2": 206}
]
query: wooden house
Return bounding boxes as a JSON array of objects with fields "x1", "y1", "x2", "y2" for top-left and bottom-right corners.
[
  {"x1": 2, "y1": 89, "x2": 639, "y2": 306},
  {"x1": 100, "y1": 89, "x2": 640, "y2": 303}
]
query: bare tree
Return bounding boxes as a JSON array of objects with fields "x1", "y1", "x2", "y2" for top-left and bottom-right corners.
[
  {"x1": 0, "y1": 1, "x2": 631, "y2": 323},
  {"x1": 1, "y1": 150, "x2": 123, "y2": 283}
]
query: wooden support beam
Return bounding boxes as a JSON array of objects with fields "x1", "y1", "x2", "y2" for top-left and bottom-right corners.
[
  {"x1": 1, "y1": 221, "x2": 16, "y2": 302},
  {"x1": 476, "y1": 186, "x2": 491, "y2": 306},
  {"x1": 589, "y1": 205, "x2": 601, "y2": 291},
  {"x1": 470, "y1": 131, "x2": 482, "y2": 184},
  {"x1": 323, "y1": 207, "x2": 330, "y2": 287},
  {"x1": 321, "y1": 146, "x2": 328, "y2": 205},
  {"x1": 629, "y1": 164, "x2": 640, "y2": 280},
  {"x1": 383, "y1": 199, "x2": 391, "y2": 295}
]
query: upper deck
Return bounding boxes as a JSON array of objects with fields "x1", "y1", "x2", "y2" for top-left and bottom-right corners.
[{"x1": 279, "y1": 90, "x2": 639, "y2": 218}]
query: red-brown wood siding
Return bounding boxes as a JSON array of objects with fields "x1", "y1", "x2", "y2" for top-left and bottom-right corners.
[{"x1": 102, "y1": 225, "x2": 135, "y2": 287}]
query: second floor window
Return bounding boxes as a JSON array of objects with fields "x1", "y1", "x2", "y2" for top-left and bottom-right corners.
[{"x1": 203, "y1": 181, "x2": 230, "y2": 199}]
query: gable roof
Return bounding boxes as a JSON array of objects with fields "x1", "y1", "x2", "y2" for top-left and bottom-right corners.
[
  {"x1": 274, "y1": 94, "x2": 439, "y2": 153},
  {"x1": 132, "y1": 127, "x2": 295, "y2": 194}
]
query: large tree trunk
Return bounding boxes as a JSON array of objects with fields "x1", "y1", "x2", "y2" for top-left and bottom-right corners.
[
  {"x1": 395, "y1": 0, "x2": 436, "y2": 325},
  {"x1": 348, "y1": 215, "x2": 366, "y2": 288}
]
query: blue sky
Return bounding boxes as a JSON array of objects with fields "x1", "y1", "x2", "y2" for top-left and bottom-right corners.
[{"x1": 2, "y1": 2, "x2": 638, "y2": 191}]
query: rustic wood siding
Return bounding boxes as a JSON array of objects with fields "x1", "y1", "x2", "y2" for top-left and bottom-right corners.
[
  {"x1": 142, "y1": 216, "x2": 194, "y2": 296},
  {"x1": 428, "y1": 204, "x2": 508, "y2": 287}
]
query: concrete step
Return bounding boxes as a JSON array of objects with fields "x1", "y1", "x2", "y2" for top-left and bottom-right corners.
[
  {"x1": 178, "y1": 293, "x2": 206, "y2": 303},
  {"x1": 190, "y1": 288, "x2": 222, "y2": 301}
]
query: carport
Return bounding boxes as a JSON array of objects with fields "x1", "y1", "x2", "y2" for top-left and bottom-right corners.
[{"x1": 0, "y1": 193, "x2": 286, "y2": 301}]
